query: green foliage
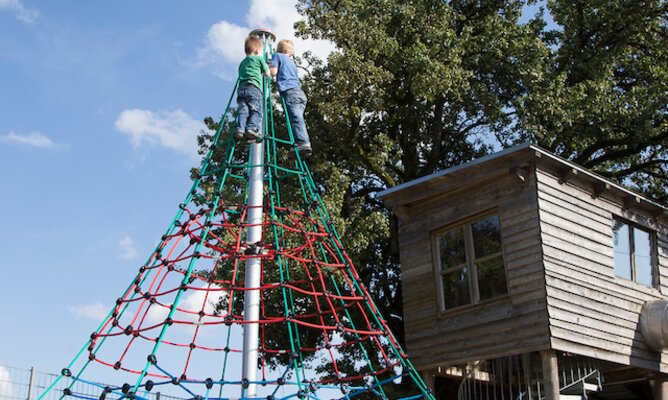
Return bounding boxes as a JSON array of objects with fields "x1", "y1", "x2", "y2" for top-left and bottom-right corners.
[{"x1": 515, "y1": 0, "x2": 668, "y2": 201}]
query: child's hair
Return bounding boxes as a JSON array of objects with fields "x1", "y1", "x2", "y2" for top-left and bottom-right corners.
[
  {"x1": 276, "y1": 39, "x2": 294, "y2": 54},
  {"x1": 245, "y1": 36, "x2": 263, "y2": 55}
]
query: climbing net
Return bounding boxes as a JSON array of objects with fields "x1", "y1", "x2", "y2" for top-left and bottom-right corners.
[{"x1": 39, "y1": 34, "x2": 433, "y2": 400}]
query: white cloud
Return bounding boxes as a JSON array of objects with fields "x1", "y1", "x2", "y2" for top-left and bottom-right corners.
[
  {"x1": 118, "y1": 235, "x2": 138, "y2": 260},
  {"x1": 0, "y1": 131, "x2": 57, "y2": 148},
  {"x1": 196, "y1": 0, "x2": 335, "y2": 79},
  {"x1": 0, "y1": 366, "x2": 13, "y2": 398},
  {"x1": 115, "y1": 109, "x2": 203, "y2": 159},
  {"x1": 67, "y1": 303, "x2": 108, "y2": 321},
  {"x1": 0, "y1": 0, "x2": 38, "y2": 23}
]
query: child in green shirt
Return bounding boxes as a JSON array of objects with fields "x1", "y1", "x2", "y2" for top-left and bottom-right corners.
[{"x1": 235, "y1": 36, "x2": 270, "y2": 141}]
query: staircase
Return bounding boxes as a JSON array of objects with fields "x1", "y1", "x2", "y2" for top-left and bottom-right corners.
[{"x1": 456, "y1": 353, "x2": 602, "y2": 400}]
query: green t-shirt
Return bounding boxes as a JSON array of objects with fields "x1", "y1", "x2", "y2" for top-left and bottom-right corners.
[{"x1": 238, "y1": 55, "x2": 269, "y2": 90}]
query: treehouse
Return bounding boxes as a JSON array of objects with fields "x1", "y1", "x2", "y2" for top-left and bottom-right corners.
[{"x1": 379, "y1": 143, "x2": 668, "y2": 400}]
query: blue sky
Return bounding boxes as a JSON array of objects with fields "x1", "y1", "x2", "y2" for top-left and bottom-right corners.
[{"x1": 0, "y1": 0, "x2": 332, "y2": 378}]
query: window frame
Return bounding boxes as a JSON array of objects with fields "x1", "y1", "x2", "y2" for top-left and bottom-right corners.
[
  {"x1": 612, "y1": 217, "x2": 658, "y2": 288},
  {"x1": 432, "y1": 211, "x2": 508, "y2": 313}
]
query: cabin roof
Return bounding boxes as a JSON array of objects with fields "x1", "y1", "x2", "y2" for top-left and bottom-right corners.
[{"x1": 378, "y1": 143, "x2": 668, "y2": 214}]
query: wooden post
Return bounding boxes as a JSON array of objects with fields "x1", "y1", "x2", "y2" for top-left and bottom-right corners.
[
  {"x1": 654, "y1": 373, "x2": 668, "y2": 400},
  {"x1": 541, "y1": 350, "x2": 560, "y2": 400}
]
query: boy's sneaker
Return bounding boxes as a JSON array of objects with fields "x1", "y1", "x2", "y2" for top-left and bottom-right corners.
[
  {"x1": 297, "y1": 143, "x2": 312, "y2": 155},
  {"x1": 289, "y1": 142, "x2": 312, "y2": 158},
  {"x1": 234, "y1": 130, "x2": 244, "y2": 140},
  {"x1": 244, "y1": 131, "x2": 261, "y2": 141}
]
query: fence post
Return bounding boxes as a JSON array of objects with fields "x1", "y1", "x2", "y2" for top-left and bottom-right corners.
[
  {"x1": 26, "y1": 367, "x2": 36, "y2": 400},
  {"x1": 156, "y1": 392, "x2": 161, "y2": 400}
]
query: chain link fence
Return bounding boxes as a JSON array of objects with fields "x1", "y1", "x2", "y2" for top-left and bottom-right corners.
[{"x1": 0, "y1": 365, "x2": 183, "y2": 400}]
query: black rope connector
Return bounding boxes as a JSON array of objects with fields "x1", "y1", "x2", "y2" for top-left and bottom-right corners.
[
  {"x1": 277, "y1": 378, "x2": 285, "y2": 386},
  {"x1": 171, "y1": 376, "x2": 180, "y2": 385},
  {"x1": 174, "y1": 220, "x2": 182, "y2": 227},
  {"x1": 121, "y1": 384, "x2": 131, "y2": 394},
  {"x1": 99, "y1": 391, "x2": 107, "y2": 400},
  {"x1": 143, "y1": 292, "x2": 152, "y2": 300},
  {"x1": 126, "y1": 391, "x2": 135, "y2": 400},
  {"x1": 61, "y1": 368, "x2": 72, "y2": 377},
  {"x1": 139, "y1": 266, "x2": 146, "y2": 273},
  {"x1": 116, "y1": 298, "x2": 123, "y2": 305},
  {"x1": 88, "y1": 353, "x2": 95, "y2": 361},
  {"x1": 180, "y1": 283, "x2": 188, "y2": 291},
  {"x1": 165, "y1": 318, "x2": 173, "y2": 326},
  {"x1": 242, "y1": 379, "x2": 249, "y2": 389},
  {"x1": 179, "y1": 203, "x2": 187, "y2": 210},
  {"x1": 124, "y1": 325, "x2": 133, "y2": 335},
  {"x1": 63, "y1": 388, "x2": 72, "y2": 396},
  {"x1": 205, "y1": 378, "x2": 214, "y2": 389},
  {"x1": 180, "y1": 374, "x2": 187, "y2": 382},
  {"x1": 193, "y1": 251, "x2": 200, "y2": 258},
  {"x1": 224, "y1": 316, "x2": 233, "y2": 326},
  {"x1": 224, "y1": 346, "x2": 230, "y2": 353},
  {"x1": 266, "y1": 396, "x2": 274, "y2": 400},
  {"x1": 147, "y1": 354, "x2": 157, "y2": 364},
  {"x1": 297, "y1": 389, "x2": 306, "y2": 399},
  {"x1": 90, "y1": 332, "x2": 97, "y2": 340},
  {"x1": 113, "y1": 362, "x2": 121, "y2": 370},
  {"x1": 198, "y1": 310, "x2": 205, "y2": 318}
]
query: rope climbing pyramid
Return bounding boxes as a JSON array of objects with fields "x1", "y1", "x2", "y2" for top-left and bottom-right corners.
[{"x1": 39, "y1": 30, "x2": 434, "y2": 400}]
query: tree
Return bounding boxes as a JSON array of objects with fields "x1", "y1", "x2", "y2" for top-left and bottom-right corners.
[
  {"x1": 293, "y1": 0, "x2": 547, "y2": 346},
  {"x1": 514, "y1": 0, "x2": 668, "y2": 201}
]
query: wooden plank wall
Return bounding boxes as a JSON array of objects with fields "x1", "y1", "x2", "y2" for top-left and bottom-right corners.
[
  {"x1": 535, "y1": 162, "x2": 668, "y2": 372},
  {"x1": 398, "y1": 162, "x2": 551, "y2": 369}
]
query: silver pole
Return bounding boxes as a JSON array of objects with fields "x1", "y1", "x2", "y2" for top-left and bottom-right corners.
[
  {"x1": 241, "y1": 138, "x2": 265, "y2": 398},
  {"x1": 240, "y1": 27, "x2": 274, "y2": 399},
  {"x1": 27, "y1": 367, "x2": 36, "y2": 400}
]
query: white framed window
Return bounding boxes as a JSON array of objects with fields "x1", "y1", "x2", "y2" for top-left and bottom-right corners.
[
  {"x1": 612, "y1": 218, "x2": 656, "y2": 287},
  {"x1": 433, "y1": 213, "x2": 508, "y2": 311}
]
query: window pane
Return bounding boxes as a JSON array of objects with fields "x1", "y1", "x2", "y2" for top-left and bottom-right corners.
[
  {"x1": 472, "y1": 215, "x2": 501, "y2": 257},
  {"x1": 613, "y1": 221, "x2": 632, "y2": 280},
  {"x1": 439, "y1": 227, "x2": 467, "y2": 269},
  {"x1": 634, "y1": 227, "x2": 653, "y2": 286},
  {"x1": 443, "y1": 267, "x2": 471, "y2": 309},
  {"x1": 477, "y1": 257, "x2": 508, "y2": 300}
]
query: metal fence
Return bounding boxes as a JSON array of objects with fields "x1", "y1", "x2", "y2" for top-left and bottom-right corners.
[{"x1": 0, "y1": 365, "x2": 183, "y2": 400}]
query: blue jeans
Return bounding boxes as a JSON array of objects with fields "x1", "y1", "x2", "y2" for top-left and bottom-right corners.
[
  {"x1": 282, "y1": 88, "x2": 310, "y2": 145},
  {"x1": 236, "y1": 84, "x2": 263, "y2": 134}
]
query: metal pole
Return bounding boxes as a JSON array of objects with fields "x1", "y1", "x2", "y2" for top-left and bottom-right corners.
[
  {"x1": 241, "y1": 138, "x2": 265, "y2": 398},
  {"x1": 27, "y1": 367, "x2": 36, "y2": 400},
  {"x1": 240, "y1": 27, "x2": 274, "y2": 399}
]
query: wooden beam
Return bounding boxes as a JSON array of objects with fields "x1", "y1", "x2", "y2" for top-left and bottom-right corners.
[
  {"x1": 591, "y1": 181, "x2": 611, "y2": 199},
  {"x1": 558, "y1": 167, "x2": 578, "y2": 184},
  {"x1": 509, "y1": 166, "x2": 529, "y2": 184},
  {"x1": 623, "y1": 195, "x2": 642, "y2": 210}
]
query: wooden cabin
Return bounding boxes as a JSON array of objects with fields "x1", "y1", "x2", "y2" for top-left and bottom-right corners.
[{"x1": 379, "y1": 143, "x2": 668, "y2": 400}]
